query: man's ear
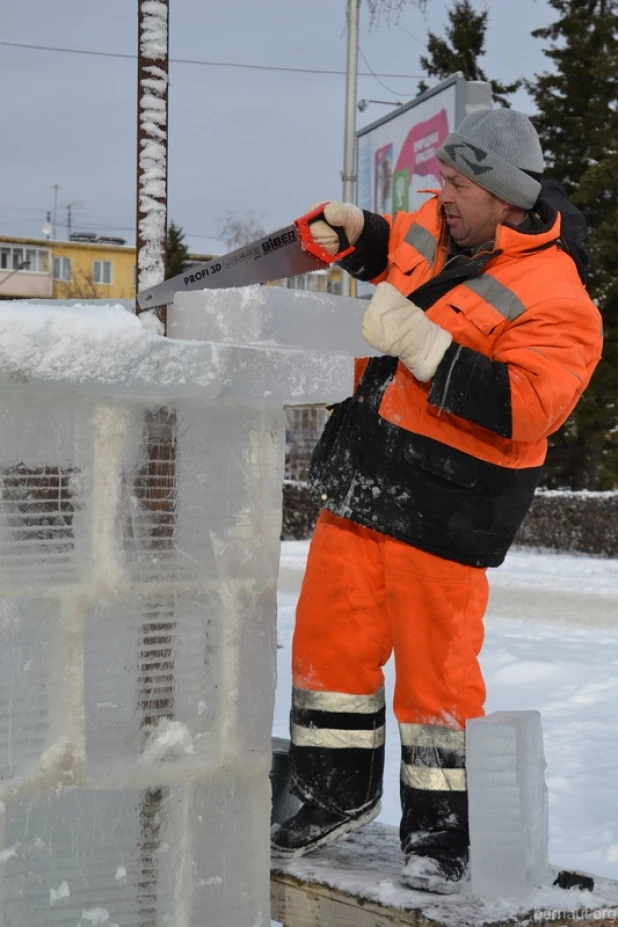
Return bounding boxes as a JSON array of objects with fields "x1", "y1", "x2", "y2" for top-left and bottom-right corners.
[{"x1": 501, "y1": 200, "x2": 527, "y2": 224}]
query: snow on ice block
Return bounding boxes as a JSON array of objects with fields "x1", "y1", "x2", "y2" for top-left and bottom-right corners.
[
  {"x1": 0, "y1": 296, "x2": 349, "y2": 926},
  {"x1": 466, "y1": 710, "x2": 550, "y2": 899},
  {"x1": 0, "y1": 299, "x2": 353, "y2": 403}
]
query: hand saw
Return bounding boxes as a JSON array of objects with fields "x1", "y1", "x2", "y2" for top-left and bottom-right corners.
[{"x1": 136, "y1": 204, "x2": 355, "y2": 312}]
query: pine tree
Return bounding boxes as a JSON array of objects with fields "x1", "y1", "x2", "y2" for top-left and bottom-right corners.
[
  {"x1": 417, "y1": 0, "x2": 521, "y2": 106},
  {"x1": 526, "y1": 0, "x2": 618, "y2": 489},
  {"x1": 165, "y1": 221, "x2": 190, "y2": 279}
]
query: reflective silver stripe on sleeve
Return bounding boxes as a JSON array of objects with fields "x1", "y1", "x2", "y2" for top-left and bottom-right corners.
[
  {"x1": 399, "y1": 723, "x2": 465, "y2": 750},
  {"x1": 293, "y1": 687, "x2": 385, "y2": 714},
  {"x1": 401, "y1": 761, "x2": 467, "y2": 792},
  {"x1": 291, "y1": 723, "x2": 386, "y2": 750},
  {"x1": 403, "y1": 223, "x2": 437, "y2": 265},
  {"x1": 461, "y1": 276, "x2": 528, "y2": 321}
]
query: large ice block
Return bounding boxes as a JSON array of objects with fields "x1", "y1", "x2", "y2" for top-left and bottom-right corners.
[
  {"x1": 466, "y1": 710, "x2": 550, "y2": 899},
  {"x1": 168, "y1": 284, "x2": 381, "y2": 357},
  {"x1": 0, "y1": 772, "x2": 270, "y2": 926},
  {"x1": 0, "y1": 293, "x2": 356, "y2": 926}
]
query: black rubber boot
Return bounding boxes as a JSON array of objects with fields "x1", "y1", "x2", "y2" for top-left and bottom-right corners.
[
  {"x1": 270, "y1": 799, "x2": 381, "y2": 859},
  {"x1": 401, "y1": 845, "x2": 469, "y2": 894},
  {"x1": 399, "y1": 781, "x2": 470, "y2": 893},
  {"x1": 398, "y1": 724, "x2": 470, "y2": 894},
  {"x1": 275, "y1": 688, "x2": 385, "y2": 858}
]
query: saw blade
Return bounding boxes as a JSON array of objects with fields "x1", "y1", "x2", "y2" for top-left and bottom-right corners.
[{"x1": 136, "y1": 223, "x2": 326, "y2": 311}]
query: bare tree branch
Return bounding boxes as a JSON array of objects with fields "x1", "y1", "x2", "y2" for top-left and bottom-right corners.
[
  {"x1": 216, "y1": 211, "x2": 267, "y2": 250},
  {"x1": 365, "y1": 0, "x2": 427, "y2": 29}
]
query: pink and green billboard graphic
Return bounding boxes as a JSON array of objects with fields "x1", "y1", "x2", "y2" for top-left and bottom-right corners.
[
  {"x1": 371, "y1": 108, "x2": 448, "y2": 214},
  {"x1": 357, "y1": 76, "x2": 490, "y2": 216}
]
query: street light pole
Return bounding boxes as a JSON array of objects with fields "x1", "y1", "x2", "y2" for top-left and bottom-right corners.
[
  {"x1": 52, "y1": 184, "x2": 59, "y2": 241},
  {"x1": 358, "y1": 98, "x2": 403, "y2": 111},
  {"x1": 341, "y1": 0, "x2": 360, "y2": 298}
]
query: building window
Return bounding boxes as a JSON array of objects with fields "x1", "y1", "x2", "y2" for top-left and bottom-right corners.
[
  {"x1": 53, "y1": 256, "x2": 72, "y2": 282},
  {"x1": 37, "y1": 250, "x2": 50, "y2": 273},
  {"x1": 285, "y1": 271, "x2": 330, "y2": 293},
  {"x1": 327, "y1": 275, "x2": 341, "y2": 296},
  {"x1": 93, "y1": 260, "x2": 112, "y2": 285},
  {"x1": 0, "y1": 244, "x2": 50, "y2": 274}
]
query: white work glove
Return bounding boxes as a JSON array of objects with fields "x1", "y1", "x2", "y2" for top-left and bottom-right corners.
[
  {"x1": 308, "y1": 201, "x2": 365, "y2": 255},
  {"x1": 361, "y1": 282, "x2": 453, "y2": 382}
]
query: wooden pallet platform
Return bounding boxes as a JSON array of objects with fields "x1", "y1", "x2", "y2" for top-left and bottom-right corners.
[{"x1": 271, "y1": 823, "x2": 618, "y2": 927}]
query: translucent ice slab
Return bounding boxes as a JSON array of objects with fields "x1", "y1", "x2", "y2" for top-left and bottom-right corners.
[
  {"x1": 169, "y1": 284, "x2": 381, "y2": 358},
  {"x1": 467, "y1": 710, "x2": 550, "y2": 899}
]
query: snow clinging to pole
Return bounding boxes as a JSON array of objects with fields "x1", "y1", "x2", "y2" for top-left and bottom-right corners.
[{"x1": 136, "y1": 0, "x2": 170, "y2": 301}]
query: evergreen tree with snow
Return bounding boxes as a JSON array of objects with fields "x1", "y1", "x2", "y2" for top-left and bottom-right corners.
[
  {"x1": 417, "y1": 0, "x2": 521, "y2": 106},
  {"x1": 526, "y1": 0, "x2": 618, "y2": 489},
  {"x1": 165, "y1": 221, "x2": 190, "y2": 279}
]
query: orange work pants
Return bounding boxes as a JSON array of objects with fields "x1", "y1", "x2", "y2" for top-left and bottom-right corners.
[{"x1": 292, "y1": 510, "x2": 488, "y2": 727}]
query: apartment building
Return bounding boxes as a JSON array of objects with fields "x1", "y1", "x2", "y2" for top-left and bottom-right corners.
[{"x1": 0, "y1": 233, "x2": 215, "y2": 302}]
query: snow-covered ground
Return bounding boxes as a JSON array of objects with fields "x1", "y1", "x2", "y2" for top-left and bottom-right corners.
[{"x1": 274, "y1": 541, "x2": 618, "y2": 882}]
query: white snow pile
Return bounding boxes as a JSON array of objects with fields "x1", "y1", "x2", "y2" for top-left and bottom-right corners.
[
  {"x1": 274, "y1": 824, "x2": 618, "y2": 927},
  {"x1": 0, "y1": 302, "x2": 218, "y2": 390},
  {"x1": 140, "y1": 719, "x2": 196, "y2": 763}
]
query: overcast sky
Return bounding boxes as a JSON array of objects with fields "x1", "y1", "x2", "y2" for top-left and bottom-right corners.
[{"x1": 3, "y1": 0, "x2": 555, "y2": 255}]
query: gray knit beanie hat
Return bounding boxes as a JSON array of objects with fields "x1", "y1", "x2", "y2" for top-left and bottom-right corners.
[{"x1": 436, "y1": 109, "x2": 545, "y2": 209}]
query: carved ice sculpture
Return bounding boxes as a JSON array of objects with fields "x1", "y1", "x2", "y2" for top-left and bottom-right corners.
[{"x1": 0, "y1": 290, "x2": 354, "y2": 927}]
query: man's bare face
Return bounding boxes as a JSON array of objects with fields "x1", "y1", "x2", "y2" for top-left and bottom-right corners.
[{"x1": 438, "y1": 165, "x2": 510, "y2": 248}]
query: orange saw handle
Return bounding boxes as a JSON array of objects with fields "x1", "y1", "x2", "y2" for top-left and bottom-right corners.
[{"x1": 295, "y1": 202, "x2": 356, "y2": 264}]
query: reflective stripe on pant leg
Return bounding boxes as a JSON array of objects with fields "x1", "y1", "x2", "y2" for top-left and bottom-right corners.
[
  {"x1": 382, "y1": 541, "x2": 484, "y2": 851},
  {"x1": 290, "y1": 512, "x2": 391, "y2": 816},
  {"x1": 290, "y1": 685, "x2": 386, "y2": 816},
  {"x1": 399, "y1": 722, "x2": 468, "y2": 855}
]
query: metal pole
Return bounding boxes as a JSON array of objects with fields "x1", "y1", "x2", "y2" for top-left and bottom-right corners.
[
  {"x1": 52, "y1": 184, "x2": 59, "y2": 241},
  {"x1": 134, "y1": 7, "x2": 175, "y2": 916},
  {"x1": 341, "y1": 0, "x2": 360, "y2": 298},
  {"x1": 136, "y1": 0, "x2": 170, "y2": 326},
  {"x1": 67, "y1": 203, "x2": 76, "y2": 240}
]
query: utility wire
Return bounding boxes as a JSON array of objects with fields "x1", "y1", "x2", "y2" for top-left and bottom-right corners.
[
  {"x1": 0, "y1": 205, "x2": 50, "y2": 213},
  {"x1": 0, "y1": 209, "x2": 225, "y2": 245},
  {"x1": 0, "y1": 40, "x2": 424, "y2": 80},
  {"x1": 358, "y1": 46, "x2": 418, "y2": 96},
  {"x1": 71, "y1": 219, "x2": 223, "y2": 243},
  {"x1": 395, "y1": 20, "x2": 426, "y2": 47},
  {"x1": 61, "y1": 220, "x2": 224, "y2": 245},
  {"x1": 0, "y1": 217, "x2": 38, "y2": 229}
]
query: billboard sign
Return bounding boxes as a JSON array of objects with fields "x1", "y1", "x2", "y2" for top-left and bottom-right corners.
[{"x1": 356, "y1": 75, "x2": 492, "y2": 216}]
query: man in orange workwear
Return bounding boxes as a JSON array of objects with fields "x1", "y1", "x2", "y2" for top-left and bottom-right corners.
[{"x1": 270, "y1": 109, "x2": 602, "y2": 893}]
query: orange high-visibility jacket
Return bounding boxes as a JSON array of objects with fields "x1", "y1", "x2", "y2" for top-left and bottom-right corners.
[{"x1": 310, "y1": 195, "x2": 603, "y2": 567}]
